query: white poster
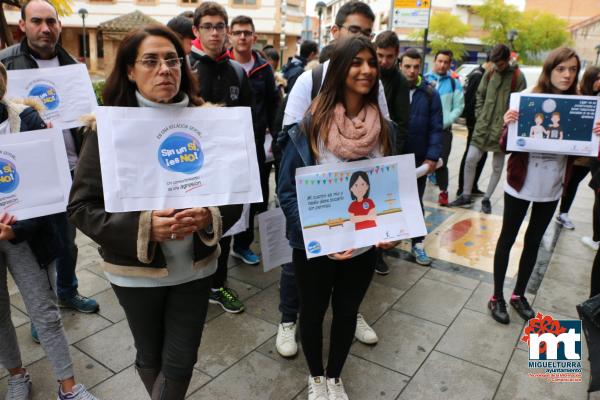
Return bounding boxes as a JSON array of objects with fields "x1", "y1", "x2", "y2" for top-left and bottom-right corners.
[
  {"x1": 0, "y1": 128, "x2": 71, "y2": 220},
  {"x1": 258, "y1": 207, "x2": 292, "y2": 272},
  {"x1": 296, "y1": 155, "x2": 426, "y2": 258},
  {"x1": 6, "y1": 64, "x2": 98, "y2": 129},
  {"x1": 507, "y1": 93, "x2": 600, "y2": 156},
  {"x1": 96, "y1": 106, "x2": 263, "y2": 212}
]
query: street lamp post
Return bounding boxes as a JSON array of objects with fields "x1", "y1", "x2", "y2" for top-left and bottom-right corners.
[
  {"x1": 78, "y1": 8, "x2": 88, "y2": 64},
  {"x1": 595, "y1": 44, "x2": 600, "y2": 65},
  {"x1": 315, "y1": 1, "x2": 326, "y2": 47},
  {"x1": 507, "y1": 29, "x2": 518, "y2": 52}
]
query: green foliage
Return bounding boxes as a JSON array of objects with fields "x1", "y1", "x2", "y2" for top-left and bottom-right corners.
[
  {"x1": 92, "y1": 80, "x2": 105, "y2": 105},
  {"x1": 409, "y1": 12, "x2": 470, "y2": 60},
  {"x1": 474, "y1": 0, "x2": 571, "y2": 63}
]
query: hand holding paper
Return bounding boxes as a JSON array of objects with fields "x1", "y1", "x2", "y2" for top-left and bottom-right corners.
[
  {"x1": 173, "y1": 208, "x2": 212, "y2": 232},
  {"x1": 151, "y1": 209, "x2": 178, "y2": 242}
]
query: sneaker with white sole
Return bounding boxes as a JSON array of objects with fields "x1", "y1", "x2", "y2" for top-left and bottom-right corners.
[
  {"x1": 307, "y1": 376, "x2": 328, "y2": 400},
  {"x1": 57, "y1": 384, "x2": 98, "y2": 400},
  {"x1": 6, "y1": 371, "x2": 32, "y2": 400},
  {"x1": 582, "y1": 236, "x2": 600, "y2": 251},
  {"x1": 411, "y1": 243, "x2": 431, "y2": 266},
  {"x1": 276, "y1": 322, "x2": 298, "y2": 357},
  {"x1": 556, "y1": 213, "x2": 575, "y2": 230},
  {"x1": 326, "y1": 377, "x2": 349, "y2": 400},
  {"x1": 355, "y1": 313, "x2": 378, "y2": 344}
]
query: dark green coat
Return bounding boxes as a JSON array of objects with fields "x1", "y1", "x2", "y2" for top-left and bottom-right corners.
[{"x1": 472, "y1": 65, "x2": 526, "y2": 152}]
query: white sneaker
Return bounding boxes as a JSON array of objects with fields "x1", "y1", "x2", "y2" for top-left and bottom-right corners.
[
  {"x1": 326, "y1": 377, "x2": 349, "y2": 400},
  {"x1": 276, "y1": 322, "x2": 298, "y2": 357},
  {"x1": 354, "y1": 313, "x2": 378, "y2": 344},
  {"x1": 308, "y1": 376, "x2": 328, "y2": 400},
  {"x1": 556, "y1": 213, "x2": 575, "y2": 230},
  {"x1": 57, "y1": 383, "x2": 98, "y2": 400},
  {"x1": 6, "y1": 371, "x2": 32, "y2": 400},
  {"x1": 582, "y1": 236, "x2": 600, "y2": 251}
]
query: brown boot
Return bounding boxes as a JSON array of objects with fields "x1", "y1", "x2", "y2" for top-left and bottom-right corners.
[
  {"x1": 151, "y1": 372, "x2": 191, "y2": 400},
  {"x1": 135, "y1": 365, "x2": 159, "y2": 397}
]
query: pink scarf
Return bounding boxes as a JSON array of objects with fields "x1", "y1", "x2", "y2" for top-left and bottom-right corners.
[{"x1": 326, "y1": 103, "x2": 381, "y2": 159}]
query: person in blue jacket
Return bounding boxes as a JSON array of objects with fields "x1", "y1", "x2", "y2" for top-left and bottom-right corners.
[
  {"x1": 424, "y1": 50, "x2": 464, "y2": 206},
  {"x1": 399, "y1": 48, "x2": 443, "y2": 266}
]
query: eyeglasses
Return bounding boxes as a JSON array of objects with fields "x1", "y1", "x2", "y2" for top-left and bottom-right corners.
[
  {"x1": 135, "y1": 57, "x2": 184, "y2": 70},
  {"x1": 198, "y1": 23, "x2": 227, "y2": 32},
  {"x1": 231, "y1": 30, "x2": 254, "y2": 37},
  {"x1": 339, "y1": 25, "x2": 374, "y2": 39}
]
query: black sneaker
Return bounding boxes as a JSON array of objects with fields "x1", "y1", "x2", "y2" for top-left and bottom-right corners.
[
  {"x1": 510, "y1": 295, "x2": 535, "y2": 321},
  {"x1": 488, "y1": 298, "x2": 510, "y2": 324},
  {"x1": 375, "y1": 252, "x2": 390, "y2": 275},
  {"x1": 449, "y1": 195, "x2": 473, "y2": 208},
  {"x1": 481, "y1": 198, "x2": 492, "y2": 214}
]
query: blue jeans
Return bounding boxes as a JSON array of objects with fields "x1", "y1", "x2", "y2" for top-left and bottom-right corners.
[
  {"x1": 279, "y1": 262, "x2": 299, "y2": 323},
  {"x1": 54, "y1": 212, "x2": 78, "y2": 300}
]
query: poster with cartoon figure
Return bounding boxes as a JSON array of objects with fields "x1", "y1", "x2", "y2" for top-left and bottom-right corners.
[
  {"x1": 96, "y1": 106, "x2": 262, "y2": 212},
  {"x1": 507, "y1": 93, "x2": 600, "y2": 155},
  {"x1": 296, "y1": 155, "x2": 427, "y2": 258},
  {"x1": 6, "y1": 64, "x2": 98, "y2": 129},
  {"x1": 0, "y1": 128, "x2": 71, "y2": 220}
]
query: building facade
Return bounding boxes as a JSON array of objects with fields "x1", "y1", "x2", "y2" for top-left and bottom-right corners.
[{"x1": 3, "y1": 0, "x2": 306, "y2": 73}]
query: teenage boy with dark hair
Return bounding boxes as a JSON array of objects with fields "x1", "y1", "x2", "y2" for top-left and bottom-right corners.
[
  {"x1": 190, "y1": 1, "x2": 255, "y2": 314},
  {"x1": 276, "y1": 0, "x2": 385, "y2": 361},
  {"x1": 424, "y1": 49, "x2": 464, "y2": 206},
  {"x1": 450, "y1": 44, "x2": 526, "y2": 214},
  {"x1": 282, "y1": 40, "x2": 318, "y2": 93},
  {"x1": 374, "y1": 30, "x2": 409, "y2": 275},
  {"x1": 228, "y1": 14, "x2": 279, "y2": 273},
  {"x1": 167, "y1": 14, "x2": 195, "y2": 55},
  {"x1": 399, "y1": 48, "x2": 443, "y2": 266}
]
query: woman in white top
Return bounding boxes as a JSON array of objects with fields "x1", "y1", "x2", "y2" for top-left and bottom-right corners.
[{"x1": 489, "y1": 47, "x2": 600, "y2": 325}]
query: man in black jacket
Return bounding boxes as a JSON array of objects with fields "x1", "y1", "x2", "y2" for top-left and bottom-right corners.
[
  {"x1": 457, "y1": 61, "x2": 490, "y2": 196},
  {"x1": 374, "y1": 30, "x2": 410, "y2": 275},
  {"x1": 282, "y1": 40, "x2": 318, "y2": 93},
  {"x1": 190, "y1": 2, "x2": 255, "y2": 314},
  {"x1": 229, "y1": 15, "x2": 279, "y2": 269},
  {"x1": 0, "y1": 0, "x2": 99, "y2": 320}
]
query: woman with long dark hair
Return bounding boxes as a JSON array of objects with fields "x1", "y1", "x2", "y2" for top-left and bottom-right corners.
[
  {"x1": 490, "y1": 47, "x2": 600, "y2": 324},
  {"x1": 278, "y1": 36, "x2": 397, "y2": 400},
  {"x1": 68, "y1": 25, "x2": 241, "y2": 399}
]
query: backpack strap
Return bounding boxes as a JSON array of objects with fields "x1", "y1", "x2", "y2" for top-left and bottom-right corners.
[
  {"x1": 229, "y1": 59, "x2": 246, "y2": 86},
  {"x1": 311, "y1": 64, "x2": 324, "y2": 100}
]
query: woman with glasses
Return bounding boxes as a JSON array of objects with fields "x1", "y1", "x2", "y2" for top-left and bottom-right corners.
[{"x1": 68, "y1": 25, "x2": 241, "y2": 399}]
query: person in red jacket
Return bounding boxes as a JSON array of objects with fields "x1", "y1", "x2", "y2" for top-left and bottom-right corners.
[{"x1": 348, "y1": 171, "x2": 377, "y2": 230}]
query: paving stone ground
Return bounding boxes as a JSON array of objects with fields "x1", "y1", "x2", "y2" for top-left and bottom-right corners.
[{"x1": 2, "y1": 125, "x2": 596, "y2": 399}]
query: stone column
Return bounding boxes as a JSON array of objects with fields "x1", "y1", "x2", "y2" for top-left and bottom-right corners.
[{"x1": 89, "y1": 29, "x2": 98, "y2": 72}]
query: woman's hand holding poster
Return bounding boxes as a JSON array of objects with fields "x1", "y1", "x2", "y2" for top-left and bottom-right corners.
[
  {"x1": 96, "y1": 106, "x2": 263, "y2": 212},
  {"x1": 507, "y1": 93, "x2": 600, "y2": 155},
  {"x1": 295, "y1": 155, "x2": 427, "y2": 258},
  {"x1": 0, "y1": 128, "x2": 71, "y2": 220},
  {"x1": 6, "y1": 64, "x2": 98, "y2": 129}
]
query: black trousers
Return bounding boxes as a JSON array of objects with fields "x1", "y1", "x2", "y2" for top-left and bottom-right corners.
[
  {"x1": 293, "y1": 247, "x2": 375, "y2": 378},
  {"x1": 559, "y1": 165, "x2": 589, "y2": 214},
  {"x1": 458, "y1": 125, "x2": 487, "y2": 195},
  {"x1": 493, "y1": 192, "x2": 558, "y2": 297},
  {"x1": 435, "y1": 129, "x2": 453, "y2": 192},
  {"x1": 112, "y1": 277, "x2": 211, "y2": 381},
  {"x1": 592, "y1": 190, "x2": 600, "y2": 297},
  {"x1": 412, "y1": 175, "x2": 427, "y2": 245}
]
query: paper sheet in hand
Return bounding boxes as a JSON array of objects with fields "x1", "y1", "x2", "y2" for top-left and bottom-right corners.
[
  {"x1": 296, "y1": 155, "x2": 426, "y2": 258},
  {"x1": 507, "y1": 93, "x2": 600, "y2": 156},
  {"x1": 0, "y1": 128, "x2": 71, "y2": 220},
  {"x1": 6, "y1": 64, "x2": 97, "y2": 129},
  {"x1": 224, "y1": 203, "x2": 250, "y2": 237},
  {"x1": 258, "y1": 208, "x2": 292, "y2": 271},
  {"x1": 96, "y1": 106, "x2": 263, "y2": 212}
]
